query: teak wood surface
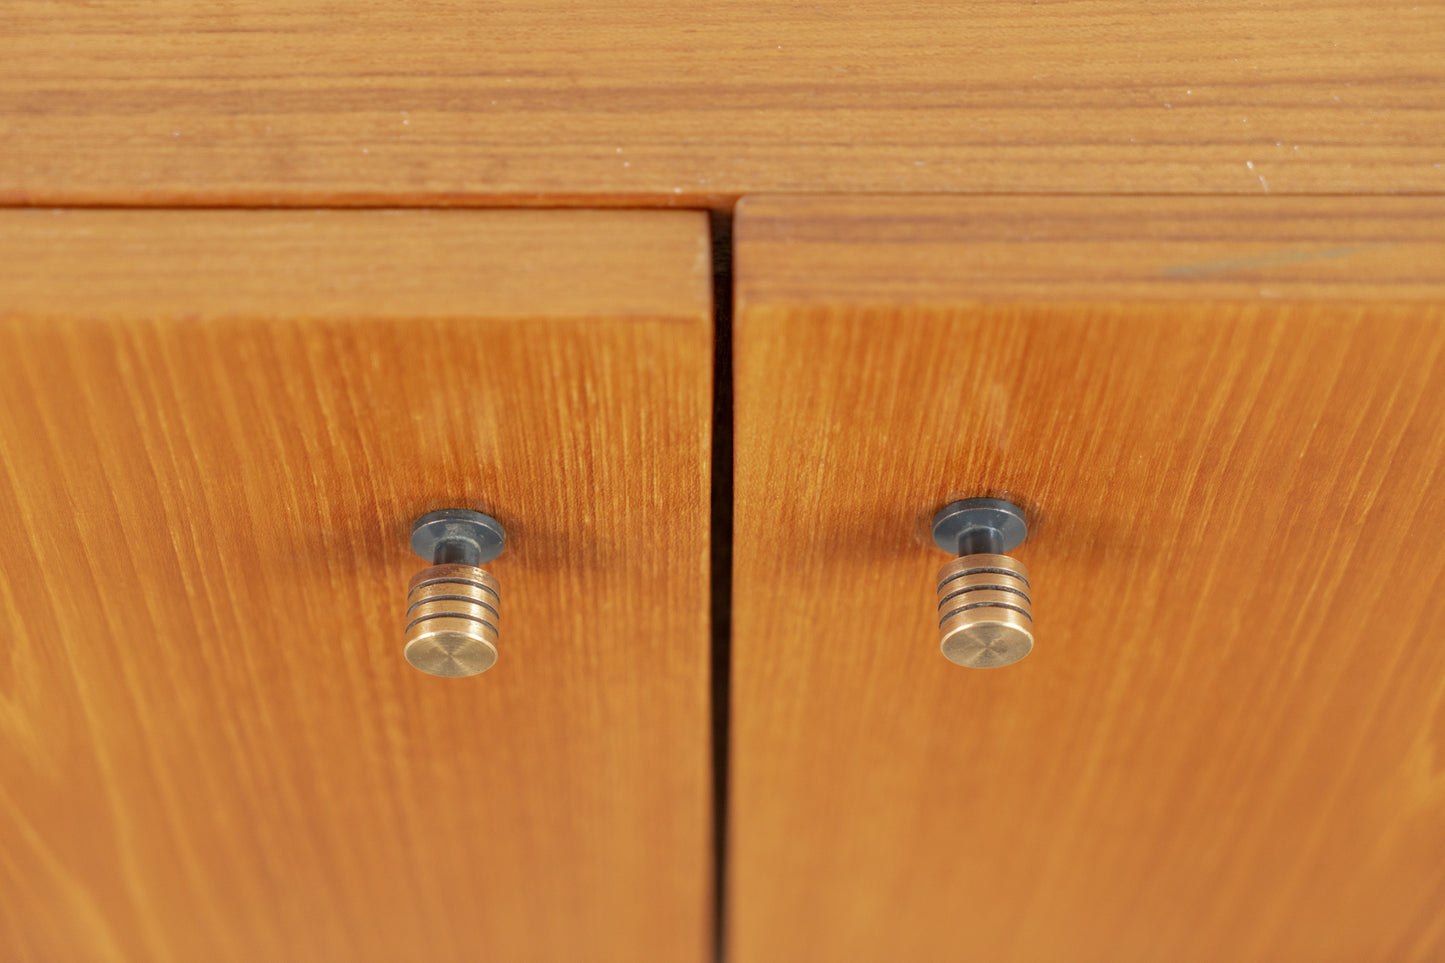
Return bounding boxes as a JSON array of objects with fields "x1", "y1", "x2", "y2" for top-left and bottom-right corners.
[
  {"x1": 732, "y1": 196, "x2": 1445, "y2": 962},
  {"x1": 2, "y1": 0, "x2": 1441, "y2": 206},
  {"x1": 0, "y1": 210, "x2": 714, "y2": 963}
]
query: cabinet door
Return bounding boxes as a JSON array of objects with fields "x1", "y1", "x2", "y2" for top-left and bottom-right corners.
[
  {"x1": 0, "y1": 210, "x2": 712, "y2": 962},
  {"x1": 732, "y1": 196, "x2": 1445, "y2": 962}
]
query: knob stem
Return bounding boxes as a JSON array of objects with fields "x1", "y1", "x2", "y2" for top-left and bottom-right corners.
[
  {"x1": 954, "y1": 527, "x2": 1004, "y2": 556},
  {"x1": 432, "y1": 538, "x2": 484, "y2": 566}
]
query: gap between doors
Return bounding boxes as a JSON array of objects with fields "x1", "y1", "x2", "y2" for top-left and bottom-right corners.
[{"x1": 707, "y1": 210, "x2": 734, "y2": 963}]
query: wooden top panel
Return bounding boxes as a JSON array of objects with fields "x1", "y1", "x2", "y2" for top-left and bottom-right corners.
[
  {"x1": 1, "y1": 0, "x2": 1442, "y2": 206},
  {"x1": 731, "y1": 196, "x2": 1445, "y2": 962},
  {"x1": 0, "y1": 211, "x2": 713, "y2": 962}
]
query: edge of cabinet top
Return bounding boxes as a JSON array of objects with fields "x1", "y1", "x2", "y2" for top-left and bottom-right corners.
[
  {"x1": 0, "y1": 209, "x2": 711, "y2": 321},
  {"x1": 1, "y1": 0, "x2": 1442, "y2": 206},
  {"x1": 735, "y1": 196, "x2": 1445, "y2": 305}
]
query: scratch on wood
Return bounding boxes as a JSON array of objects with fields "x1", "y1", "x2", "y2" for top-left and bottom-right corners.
[{"x1": 1164, "y1": 243, "x2": 1390, "y2": 278}]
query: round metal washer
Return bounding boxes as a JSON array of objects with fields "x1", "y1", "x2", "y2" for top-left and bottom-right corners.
[
  {"x1": 410, "y1": 508, "x2": 506, "y2": 565},
  {"x1": 931, "y1": 498, "x2": 1027, "y2": 555}
]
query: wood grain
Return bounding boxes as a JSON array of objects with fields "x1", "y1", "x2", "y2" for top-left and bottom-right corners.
[
  {"x1": 732, "y1": 196, "x2": 1445, "y2": 962},
  {"x1": 1, "y1": 0, "x2": 1442, "y2": 207},
  {"x1": 0, "y1": 210, "x2": 713, "y2": 963}
]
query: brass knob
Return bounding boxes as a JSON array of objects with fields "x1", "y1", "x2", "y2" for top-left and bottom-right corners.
[
  {"x1": 404, "y1": 509, "x2": 505, "y2": 678},
  {"x1": 932, "y1": 499, "x2": 1033, "y2": 668}
]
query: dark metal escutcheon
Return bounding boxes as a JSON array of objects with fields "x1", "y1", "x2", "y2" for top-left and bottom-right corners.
[
  {"x1": 931, "y1": 498, "x2": 1027, "y2": 557},
  {"x1": 410, "y1": 508, "x2": 506, "y2": 567}
]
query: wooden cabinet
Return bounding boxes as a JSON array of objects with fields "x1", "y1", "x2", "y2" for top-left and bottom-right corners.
[
  {"x1": 730, "y1": 196, "x2": 1445, "y2": 962},
  {"x1": 4, "y1": 3, "x2": 1445, "y2": 957},
  {"x1": 0, "y1": 210, "x2": 714, "y2": 963}
]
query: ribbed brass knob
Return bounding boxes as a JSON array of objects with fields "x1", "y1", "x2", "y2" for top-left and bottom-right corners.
[
  {"x1": 937, "y1": 554, "x2": 1032, "y2": 668},
  {"x1": 405, "y1": 564, "x2": 500, "y2": 677},
  {"x1": 931, "y1": 498, "x2": 1034, "y2": 668},
  {"x1": 404, "y1": 509, "x2": 506, "y2": 678}
]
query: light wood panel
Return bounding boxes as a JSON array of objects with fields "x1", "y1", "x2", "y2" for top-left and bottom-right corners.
[
  {"x1": 0, "y1": 210, "x2": 713, "y2": 962},
  {"x1": 1, "y1": 1, "x2": 1442, "y2": 206},
  {"x1": 732, "y1": 196, "x2": 1445, "y2": 962}
]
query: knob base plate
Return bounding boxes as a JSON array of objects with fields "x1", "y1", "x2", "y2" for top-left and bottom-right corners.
[
  {"x1": 932, "y1": 498, "x2": 1027, "y2": 555},
  {"x1": 411, "y1": 509, "x2": 505, "y2": 566}
]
